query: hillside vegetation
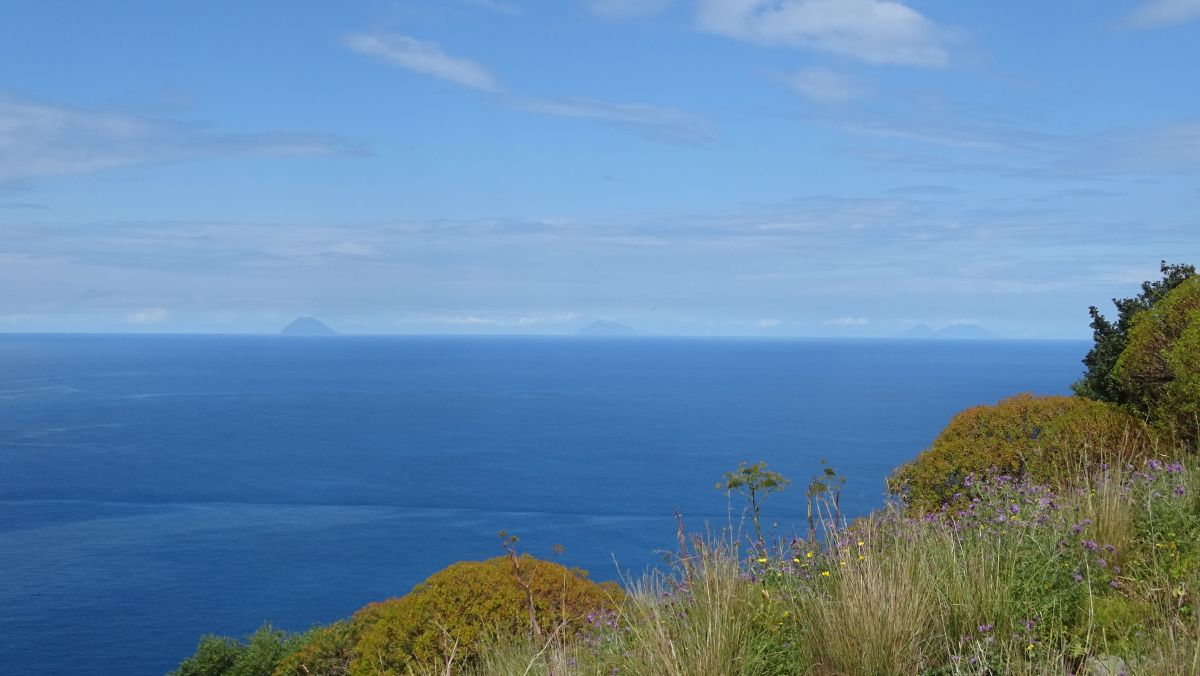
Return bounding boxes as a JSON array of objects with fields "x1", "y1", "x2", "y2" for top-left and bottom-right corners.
[{"x1": 174, "y1": 263, "x2": 1200, "y2": 675}]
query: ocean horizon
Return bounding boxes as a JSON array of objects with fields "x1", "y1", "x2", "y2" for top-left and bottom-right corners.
[{"x1": 1, "y1": 334, "x2": 1088, "y2": 674}]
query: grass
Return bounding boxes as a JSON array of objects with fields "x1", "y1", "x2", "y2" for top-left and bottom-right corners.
[{"x1": 454, "y1": 458, "x2": 1200, "y2": 676}]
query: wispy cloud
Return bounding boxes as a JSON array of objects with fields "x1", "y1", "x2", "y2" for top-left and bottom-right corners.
[
  {"x1": 343, "y1": 33, "x2": 501, "y2": 92},
  {"x1": 696, "y1": 0, "x2": 952, "y2": 67},
  {"x1": 0, "y1": 95, "x2": 350, "y2": 186},
  {"x1": 517, "y1": 98, "x2": 715, "y2": 143},
  {"x1": 1057, "y1": 120, "x2": 1200, "y2": 175},
  {"x1": 1123, "y1": 0, "x2": 1200, "y2": 28},
  {"x1": 420, "y1": 312, "x2": 581, "y2": 327},
  {"x1": 822, "y1": 316, "x2": 870, "y2": 326},
  {"x1": 784, "y1": 67, "x2": 867, "y2": 104},
  {"x1": 463, "y1": 0, "x2": 521, "y2": 14},
  {"x1": 753, "y1": 318, "x2": 782, "y2": 327},
  {"x1": 344, "y1": 31, "x2": 714, "y2": 143},
  {"x1": 585, "y1": 0, "x2": 675, "y2": 18},
  {"x1": 126, "y1": 307, "x2": 169, "y2": 325}
]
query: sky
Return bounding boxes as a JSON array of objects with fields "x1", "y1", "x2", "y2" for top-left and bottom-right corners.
[{"x1": 1, "y1": 0, "x2": 1198, "y2": 338}]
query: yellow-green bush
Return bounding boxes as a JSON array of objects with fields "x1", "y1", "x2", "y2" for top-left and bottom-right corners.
[
  {"x1": 1112, "y1": 276, "x2": 1200, "y2": 448},
  {"x1": 889, "y1": 393, "x2": 1155, "y2": 511},
  {"x1": 272, "y1": 622, "x2": 352, "y2": 676},
  {"x1": 348, "y1": 555, "x2": 621, "y2": 675}
]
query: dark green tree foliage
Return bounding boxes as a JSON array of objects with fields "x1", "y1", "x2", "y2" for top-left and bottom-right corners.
[
  {"x1": 1074, "y1": 261, "x2": 1196, "y2": 403},
  {"x1": 1111, "y1": 276, "x2": 1200, "y2": 446},
  {"x1": 171, "y1": 624, "x2": 301, "y2": 676}
]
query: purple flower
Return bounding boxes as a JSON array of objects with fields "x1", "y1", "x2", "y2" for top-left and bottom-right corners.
[
  {"x1": 1009, "y1": 504, "x2": 1020, "y2": 515},
  {"x1": 1110, "y1": 579, "x2": 1120, "y2": 589},
  {"x1": 1174, "y1": 485, "x2": 1186, "y2": 496},
  {"x1": 1082, "y1": 539, "x2": 1099, "y2": 551},
  {"x1": 978, "y1": 623, "x2": 994, "y2": 633}
]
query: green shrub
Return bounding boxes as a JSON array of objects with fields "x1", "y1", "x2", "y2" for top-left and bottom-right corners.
[
  {"x1": 172, "y1": 624, "x2": 301, "y2": 676},
  {"x1": 889, "y1": 393, "x2": 1154, "y2": 511},
  {"x1": 1075, "y1": 260, "x2": 1196, "y2": 403},
  {"x1": 348, "y1": 555, "x2": 621, "y2": 674},
  {"x1": 1112, "y1": 276, "x2": 1200, "y2": 448},
  {"x1": 272, "y1": 622, "x2": 352, "y2": 676}
]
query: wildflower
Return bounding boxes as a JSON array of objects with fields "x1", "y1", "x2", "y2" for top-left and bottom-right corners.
[
  {"x1": 857, "y1": 554, "x2": 865, "y2": 561},
  {"x1": 758, "y1": 557, "x2": 768, "y2": 564},
  {"x1": 792, "y1": 557, "x2": 801, "y2": 564},
  {"x1": 806, "y1": 551, "x2": 814, "y2": 559},
  {"x1": 820, "y1": 570, "x2": 830, "y2": 577},
  {"x1": 857, "y1": 540, "x2": 864, "y2": 547},
  {"x1": 978, "y1": 623, "x2": 993, "y2": 633},
  {"x1": 1174, "y1": 485, "x2": 1186, "y2": 496},
  {"x1": 1110, "y1": 579, "x2": 1119, "y2": 589}
]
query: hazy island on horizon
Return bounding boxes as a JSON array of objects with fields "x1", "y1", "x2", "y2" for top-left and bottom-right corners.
[{"x1": 281, "y1": 317, "x2": 338, "y2": 336}]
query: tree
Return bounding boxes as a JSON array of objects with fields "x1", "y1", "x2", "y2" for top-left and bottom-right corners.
[
  {"x1": 1074, "y1": 261, "x2": 1196, "y2": 403},
  {"x1": 717, "y1": 461, "x2": 790, "y2": 546},
  {"x1": 1111, "y1": 276, "x2": 1200, "y2": 446}
]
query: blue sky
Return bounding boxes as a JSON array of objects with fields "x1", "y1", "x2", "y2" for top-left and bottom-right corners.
[{"x1": 1, "y1": 0, "x2": 1197, "y2": 337}]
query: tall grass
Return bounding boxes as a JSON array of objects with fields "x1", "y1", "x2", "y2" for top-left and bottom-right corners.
[{"x1": 466, "y1": 457, "x2": 1199, "y2": 675}]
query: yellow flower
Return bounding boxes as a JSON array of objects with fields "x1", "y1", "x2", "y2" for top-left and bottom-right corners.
[
  {"x1": 857, "y1": 554, "x2": 865, "y2": 561},
  {"x1": 758, "y1": 557, "x2": 768, "y2": 563},
  {"x1": 806, "y1": 551, "x2": 814, "y2": 559},
  {"x1": 820, "y1": 570, "x2": 830, "y2": 577},
  {"x1": 856, "y1": 540, "x2": 865, "y2": 547},
  {"x1": 792, "y1": 557, "x2": 801, "y2": 564}
]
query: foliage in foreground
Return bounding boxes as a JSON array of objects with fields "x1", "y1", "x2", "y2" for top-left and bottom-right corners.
[
  {"x1": 888, "y1": 393, "x2": 1157, "y2": 512},
  {"x1": 174, "y1": 458, "x2": 1200, "y2": 675},
  {"x1": 1112, "y1": 275, "x2": 1200, "y2": 447},
  {"x1": 472, "y1": 459, "x2": 1200, "y2": 675},
  {"x1": 1074, "y1": 260, "x2": 1196, "y2": 405}
]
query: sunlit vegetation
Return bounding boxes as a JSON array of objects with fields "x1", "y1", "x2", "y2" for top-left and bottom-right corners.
[{"x1": 174, "y1": 263, "x2": 1200, "y2": 675}]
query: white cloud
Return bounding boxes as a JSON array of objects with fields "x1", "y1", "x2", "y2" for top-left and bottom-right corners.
[
  {"x1": 343, "y1": 33, "x2": 501, "y2": 92},
  {"x1": 1064, "y1": 120, "x2": 1200, "y2": 174},
  {"x1": 785, "y1": 67, "x2": 867, "y2": 103},
  {"x1": 696, "y1": 0, "x2": 951, "y2": 67},
  {"x1": 464, "y1": 0, "x2": 521, "y2": 14},
  {"x1": 586, "y1": 0, "x2": 675, "y2": 17},
  {"x1": 424, "y1": 312, "x2": 581, "y2": 327},
  {"x1": 822, "y1": 316, "x2": 870, "y2": 326},
  {"x1": 753, "y1": 318, "x2": 782, "y2": 328},
  {"x1": 343, "y1": 34, "x2": 712, "y2": 143},
  {"x1": 0, "y1": 96, "x2": 347, "y2": 186},
  {"x1": 517, "y1": 98, "x2": 715, "y2": 143},
  {"x1": 1124, "y1": 0, "x2": 1200, "y2": 28},
  {"x1": 127, "y1": 307, "x2": 169, "y2": 325}
]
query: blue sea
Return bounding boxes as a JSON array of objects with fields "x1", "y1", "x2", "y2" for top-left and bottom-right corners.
[{"x1": 0, "y1": 334, "x2": 1088, "y2": 675}]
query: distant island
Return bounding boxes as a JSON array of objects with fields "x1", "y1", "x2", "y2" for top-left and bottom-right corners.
[
  {"x1": 575, "y1": 320, "x2": 648, "y2": 337},
  {"x1": 281, "y1": 317, "x2": 338, "y2": 336},
  {"x1": 898, "y1": 323, "x2": 1001, "y2": 340}
]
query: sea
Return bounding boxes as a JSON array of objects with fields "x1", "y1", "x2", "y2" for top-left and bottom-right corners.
[{"x1": 0, "y1": 334, "x2": 1088, "y2": 675}]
